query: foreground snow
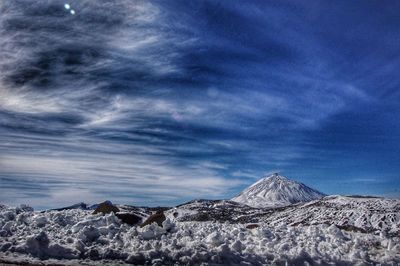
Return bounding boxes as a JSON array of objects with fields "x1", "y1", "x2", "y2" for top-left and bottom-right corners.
[{"x1": 1, "y1": 198, "x2": 400, "y2": 265}]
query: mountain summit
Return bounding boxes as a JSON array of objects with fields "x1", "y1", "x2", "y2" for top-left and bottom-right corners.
[{"x1": 231, "y1": 173, "x2": 326, "y2": 208}]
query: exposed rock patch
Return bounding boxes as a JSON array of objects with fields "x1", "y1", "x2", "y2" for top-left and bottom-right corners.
[
  {"x1": 115, "y1": 212, "x2": 142, "y2": 226},
  {"x1": 140, "y1": 210, "x2": 166, "y2": 228},
  {"x1": 93, "y1": 201, "x2": 119, "y2": 215}
]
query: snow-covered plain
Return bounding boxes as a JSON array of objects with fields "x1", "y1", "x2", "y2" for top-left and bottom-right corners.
[{"x1": 1, "y1": 196, "x2": 400, "y2": 265}]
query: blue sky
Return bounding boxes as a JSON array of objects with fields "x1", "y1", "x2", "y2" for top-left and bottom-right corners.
[{"x1": 0, "y1": 0, "x2": 399, "y2": 209}]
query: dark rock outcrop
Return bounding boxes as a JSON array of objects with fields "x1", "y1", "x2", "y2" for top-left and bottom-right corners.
[
  {"x1": 115, "y1": 213, "x2": 142, "y2": 226},
  {"x1": 93, "y1": 201, "x2": 120, "y2": 215},
  {"x1": 140, "y1": 210, "x2": 166, "y2": 227},
  {"x1": 246, "y1": 224, "x2": 259, "y2": 229}
]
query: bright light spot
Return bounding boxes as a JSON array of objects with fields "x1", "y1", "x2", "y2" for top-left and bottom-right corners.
[
  {"x1": 64, "y1": 3, "x2": 70, "y2": 10},
  {"x1": 70, "y1": 10, "x2": 76, "y2": 15},
  {"x1": 207, "y1": 87, "x2": 219, "y2": 98}
]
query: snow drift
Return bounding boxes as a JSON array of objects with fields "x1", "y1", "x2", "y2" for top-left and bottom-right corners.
[{"x1": 1, "y1": 195, "x2": 400, "y2": 265}]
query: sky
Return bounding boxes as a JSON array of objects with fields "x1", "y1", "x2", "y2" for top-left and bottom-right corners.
[{"x1": 0, "y1": 0, "x2": 399, "y2": 209}]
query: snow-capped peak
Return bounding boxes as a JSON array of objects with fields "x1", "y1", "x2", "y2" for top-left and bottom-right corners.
[{"x1": 232, "y1": 173, "x2": 326, "y2": 208}]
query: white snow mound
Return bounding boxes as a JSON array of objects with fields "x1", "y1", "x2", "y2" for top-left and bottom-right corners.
[
  {"x1": 0, "y1": 198, "x2": 399, "y2": 265},
  {"x1": 232, "y1": 173, "x2": 326, "y2": 208}
]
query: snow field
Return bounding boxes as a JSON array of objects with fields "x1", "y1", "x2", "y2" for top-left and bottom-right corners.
[{"x1": 1, "y1": 204, "x2": 399, "y2": 265}]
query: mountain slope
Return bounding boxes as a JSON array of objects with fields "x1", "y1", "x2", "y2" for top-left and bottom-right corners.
[
  {"x1": 172, "y1": 196, "x2": 400, "y2": 236},
  {"x1": 232, "y1": 173, "x2": 326, "y2": 208}
]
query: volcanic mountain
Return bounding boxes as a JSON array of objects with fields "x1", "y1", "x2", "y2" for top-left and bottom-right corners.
[{"x1": 232, "y1": 173, "x2": 326, "y2": 208}]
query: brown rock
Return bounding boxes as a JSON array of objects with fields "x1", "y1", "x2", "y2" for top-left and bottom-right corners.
[
  {"x1": 140, "y1": 210, "x2": 166, "y2": 228},
  {"x1": 246, "y1": 224, "x2": 259, "y2": 229},
  {"x1": 93, "y1": 201, "x2": 120, "y2": 215},
  {"x1": 115, "y1": 213, "x2": 142, "y2": 225}
]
